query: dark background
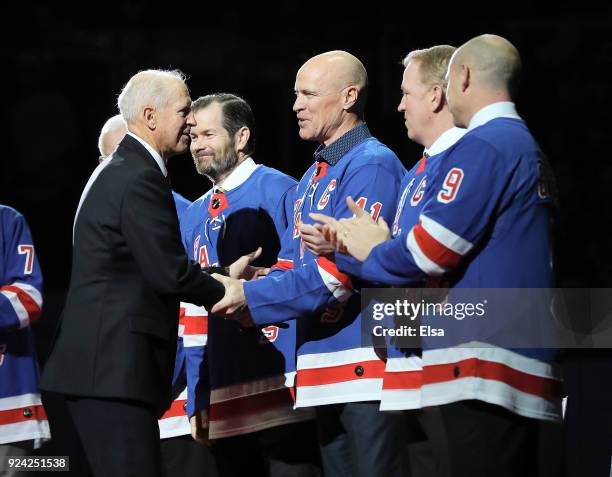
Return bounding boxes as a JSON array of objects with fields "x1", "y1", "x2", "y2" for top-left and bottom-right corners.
[
  {"x1": 1, "y1": 7, "x2": 611, "y2": 475},
  {"x1": 1, "y1": 8, "x2": 611, "y2": 346},
  {"x1": 3, "y1": 8, "x2": 612, "y2": 296}
]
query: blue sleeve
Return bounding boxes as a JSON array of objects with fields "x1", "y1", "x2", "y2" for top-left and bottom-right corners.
[
  {"x1": 0, "y1": 209, "x2": 44, "y2": 332},
  {"x1": 244, "y1": 163, "x2": 402, "y2": 325},
  {"x1": 245, "y1": 256, "x2": 350, "y2": 325},
  {"x1": 361, "y1": 137, "x2": 509, "y2": 282}
]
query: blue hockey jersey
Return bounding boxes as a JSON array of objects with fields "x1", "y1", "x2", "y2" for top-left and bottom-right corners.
[
  {"x1": 244, "y1": 125, "x2": 406, "y2": 407},
  {"x1": 355, "y1": 103, "x2": 562, "y2": 420},
  {"x1": 379, "y1": 127, "x2": 465, "y2": 411},
  {"x1": 172, "y1": 191, "x2": 191, "y2": 218},
  {"x1": 181, "y1": 159, "x2": 313, "y2": 438},
  {"x1": 0, "y1": 205, "x2": 50, "y2": 446}
]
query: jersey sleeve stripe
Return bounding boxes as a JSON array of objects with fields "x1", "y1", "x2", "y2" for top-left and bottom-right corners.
[
  {"x1": 0, "y1": 284, "x2": 42, "y2": 327},
  {"x1": 405, "y1": 228, "x2": 447, "y2": 276},
  {"x1": 315, "y1": 257, "x2": 353, "y2": 302},
  {"x1": 271, "y1": 259, "x2": 294, "y2": 271},
  {"x1": 420, "y1": 215, "x2": 473, "y2": 255},
  {"x1": 412, "y1": 223, "x2": 463, "y2": 271}
]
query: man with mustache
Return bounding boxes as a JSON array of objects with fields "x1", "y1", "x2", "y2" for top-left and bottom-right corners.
[{"x1": 184, "y1": 93, "x2": 320, "y2": 477}]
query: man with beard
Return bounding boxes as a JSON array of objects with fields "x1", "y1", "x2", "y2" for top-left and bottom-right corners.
[
  {"x1": 40, "y1": 70, "x2": 226, "y2": 477},
  {"x1": 183, "y1": 93, "x2": 321, "y2": 477}
]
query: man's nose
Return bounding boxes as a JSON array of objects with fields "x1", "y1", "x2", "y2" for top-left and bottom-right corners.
[{"x1": 293, "y1": 96, "x2": 303, "y2": 112}]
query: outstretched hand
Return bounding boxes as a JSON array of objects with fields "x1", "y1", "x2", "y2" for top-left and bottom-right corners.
[{"x1": 228, "y1": 247, "x2": 263, "y2": 280}]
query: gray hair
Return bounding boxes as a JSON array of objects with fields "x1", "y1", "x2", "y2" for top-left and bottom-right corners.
[
  {"x1": 117, "y1": 69, "x2": 187, "y2": 124},
  {"x1": 97, "y1": 114, "x2": 127, "y2": 157}
]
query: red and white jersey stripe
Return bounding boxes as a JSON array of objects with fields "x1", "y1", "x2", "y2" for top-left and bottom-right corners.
[
  {"x1": 158, "y1": 387, "x2": 190, "y2": 439},
  {"x1": 420, "y1": 344, "x2": 562, "y2": 420},
  {"x1": 0, "y1": 282, "x2": 43, "y2": 328},
  {"x1": 271, "y1": 258, "x2": 294, "y2": 271},
  {"x1": 295, "y1": 348, "x2": 385, "y2": 407},
  {"x1": 380, "y1": 356, "x2": 422, "y2": 411},
  {"x1": 180, "y1": 303, "x2": 208, "y2": 348},
  {"x1": 407, "y1": 215, "x2": 474, "y2": 275},
  {"x1": 315, "y1": 257, "x2": 353, "y2": 303},
  {"x1": 0, "y1": 393, "x2": 50, "y2": 447}
]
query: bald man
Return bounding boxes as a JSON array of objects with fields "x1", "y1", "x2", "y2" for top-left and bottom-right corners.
[
  {"x1": 98, "y1": 114, "x2": 128, "y2": 163},
  {"x1": 314, "y1": 35, "x2": 561, "y2": 476},
  {"x1": 41, "y1": 70, "x2": 226, "y2": 477},
  {"x1": 212, "y1": 51, "x2": 407, "y2": 477}
]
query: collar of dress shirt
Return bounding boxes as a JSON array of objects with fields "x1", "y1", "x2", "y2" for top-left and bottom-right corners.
[
  {"x1": 216, "y1": 157, "x2": 259, "y2": 192},
  {"x1": 467, "y1": 101, "x2": 521, "y2": 131},
  {"x1": 424, "y1": 127, "x2": 467, "y2": 157},
  {"x1": 313, "y1": 123, "x2": 372, "y2": 166},
  {"x1": 126, "y1": 131, "x2": 168, "y2": 177}
]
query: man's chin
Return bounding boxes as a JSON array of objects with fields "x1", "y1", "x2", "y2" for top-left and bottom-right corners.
[{"x1": 298, "y1": 128, "x2": 314, "y2": 141}]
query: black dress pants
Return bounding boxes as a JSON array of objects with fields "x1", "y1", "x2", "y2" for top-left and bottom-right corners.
[
  {"x1": 438, "y1": 400, "x2": 538, "y2": 477},
  {"x1": 66, "y1": 396, "x2": 162, "y2": 477}
]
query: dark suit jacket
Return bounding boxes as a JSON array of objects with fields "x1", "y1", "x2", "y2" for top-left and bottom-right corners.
[{"x1": 41, "y1": 135, "x2": 225, "y2": 415}]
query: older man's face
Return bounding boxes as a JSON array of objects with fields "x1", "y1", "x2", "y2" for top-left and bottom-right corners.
[
  {"x1": 156, "y1": 82, "x2": 193, "y2": 158},
  {"x1": 292, "y1": 63, "x2": 346, "y2": 146}
]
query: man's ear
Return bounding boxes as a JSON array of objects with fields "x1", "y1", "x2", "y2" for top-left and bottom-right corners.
[
  {"x1": 460, "y1": 64, "x2": 471, "y2": 94},
  {"x1": 343, "y1": 85, "x2": 359, "y2": 111},
  {"x1": 143, "y1": 106, "x2": 156, "y2": 130},
  {"x1": 430, "y1": 85, "x2": 445, "y2": 113},
  {"x1": 235, "y1": 127, "x2": 250, "y2": 153}
]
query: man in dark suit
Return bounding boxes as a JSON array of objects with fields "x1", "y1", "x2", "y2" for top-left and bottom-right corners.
[{"x1": 40, "y1": 69, "x2": 226, "y2": 477}]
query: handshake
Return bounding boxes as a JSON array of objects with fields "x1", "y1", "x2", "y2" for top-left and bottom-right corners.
[
  {"x1": 207, "y1": 247, "x2": 266, "y2": 328},
  {"x1": 208, "y1": 196, "x2": 393, "y2": 327}
]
